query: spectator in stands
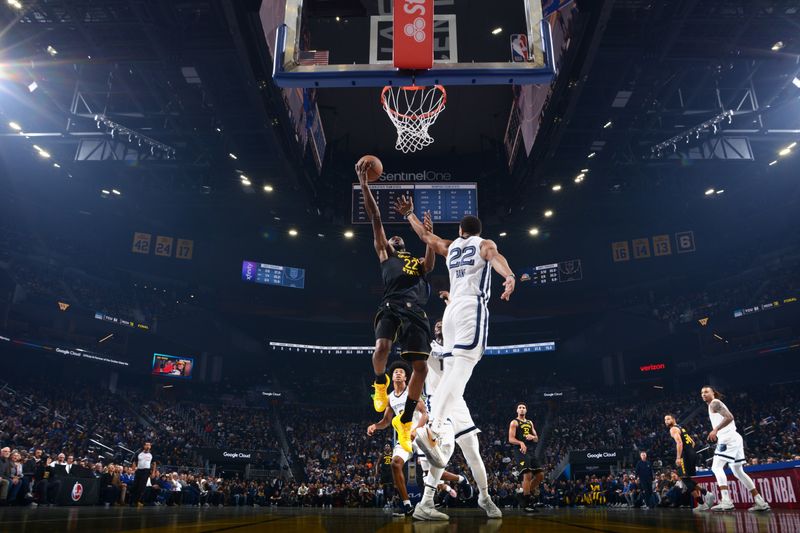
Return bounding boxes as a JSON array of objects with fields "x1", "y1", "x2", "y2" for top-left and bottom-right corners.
[{"x1": 0, "y1": 447, "x2": 11, "y2": 501}]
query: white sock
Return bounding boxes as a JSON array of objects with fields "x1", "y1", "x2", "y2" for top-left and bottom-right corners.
[
  {"x1": 720, "y1": 488, "x2": 730, "y2": 502},
  {"x1": 457, "y1": 475, "x2": 465, "y2": 484},
  {"x1": 403, "y1": 499, "x2": 410, "y2": 506},
  {"x1": 755, "y1": 494, "x2": 766, "y2": 505},
  {"x1": 457, "y1": 432, "x2": 489, "y2": 497}
]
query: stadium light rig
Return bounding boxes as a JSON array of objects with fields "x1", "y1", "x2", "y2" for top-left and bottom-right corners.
[
  {"x1": 93, "y1": 115, "x2": 175, "y2": 159},
  {"x1": 650, "y1": 110, "x2": 733, "y2": 158}
]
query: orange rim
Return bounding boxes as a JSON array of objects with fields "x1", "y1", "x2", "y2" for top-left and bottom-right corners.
[{"x1": 381, "y1": 85, "x2": 447, "y2": 121}]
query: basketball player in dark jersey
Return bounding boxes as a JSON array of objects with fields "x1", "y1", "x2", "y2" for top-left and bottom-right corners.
[
  {"x1": 357, "y1": 159, "x2": 433, "y2": 454},
  {"x1": 664, "y1": 414, "x2": 703, "y2": 511},
  {"x1": 378, "y1": 444, "x2": 394, "y2": 508},
  {"x1": 509, "y1": 402, "x2": 544, "y2": 513}
]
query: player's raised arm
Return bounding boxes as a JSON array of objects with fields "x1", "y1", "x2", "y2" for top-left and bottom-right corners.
[
  {"x1": 357, "y1": 160, "x2": 390, "y2": 262},
  {"x1": 421, "y1": 211, "x2": 436, "y2": 273},
  {"x1": 480, "y1": 239, "x2": 516, "y2": 301},
  {"x1": 392, "y1": 195, "x2": 451, "y2": 257}
]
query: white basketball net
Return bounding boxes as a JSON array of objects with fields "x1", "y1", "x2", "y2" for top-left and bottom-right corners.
[{"x1": 381, "y1": 85, "x2": 447, "y2": 153}]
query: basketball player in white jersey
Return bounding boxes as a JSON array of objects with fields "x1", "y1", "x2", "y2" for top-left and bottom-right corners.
[
  {"x1": 394, "y1": 198, "x2": 514, "y2": 519},
  {"x1": 367, "y1": 361, "x2": 428, "y2": 516},
  {"x1": 426, "y1": 315, "x2": 502, "y2": 518},
  {"x1": 702, "y1": 386, "x2": 770, "y2": 512}
]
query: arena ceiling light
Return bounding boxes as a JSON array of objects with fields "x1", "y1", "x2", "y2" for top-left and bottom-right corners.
[
  {"x1": 499, "y1": 232, "x2": 507, "y2": 237},
  {"x1": 8, "y1": 121, "x2": 21, "y2": 131},
  {"x1": 53, "y1": 163, "x2": 60, "y2": 168},
  {"x1": 343, "y1": 230, "x2": 354, "y2": 239},
  {"x1": 36, "y1": 148, "x2": 50, "y2": 158},
  {"x1": 771, "y1": 41, "x2": 785, "y2": 51},
  {"x1": 263, "y1": 184, "x2": 274, "y2": 193},
  {"x1": 705, "y1": 188, "x2": 715, "y2": 196},
  {"x1": 229, "y1": 153, "x2": 238, "y2": 159},
  {"x1": 7, "y1": 0, "x2": 22, "y2": 9},
  {"x1": 544, "y1": 210, "x2": 554, "y2": 218},
  {"x1": 792, "y1": 76, "x2": 800, "y2": 88},
  {"x1": 716, "y1": 190, "x2": 725, "y2": 195},
  {"x1": 551, "y1": 184, "x2": 562, "y2": 192},
  {"x1": 580, "y1": 168, "x2": 589, "y2": 173},
  {"x1": 587, "y1": 152, "x2": 596, "y2": 159},
  {"x1": 240, "y1": 178, "x2": 252, "y2": 186},
  {"x1": 491, "y1": 27, "x2": 503, "y2": 35},
  {"x1": 603, "y1": 121, "x2": 612, "y2": 129},
  {"x1": 46, "y1": 45, "x2": 58, "y2": 57},
  {"x1": 779, "y1": 147, "x2": 792, "y2": 156},
  {"x1": 112, "y1": 189, "x2": 121, "y2": 195},
  {"x1": 769, "y1": 160, "x2": 778, "y2": 166},
  {"x1": 528, "y1": 228, "x2": 539, "y2": 236},
  {"x1": 288, "y1": 229, "x2": 298, "y2": 237}
]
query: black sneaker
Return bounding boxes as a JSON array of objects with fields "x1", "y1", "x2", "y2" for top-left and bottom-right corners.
[
  {"x1": 458, "y1": 477, "x2": 474, "y2": 501},
  {"x1": 392, "y1": 503, "x2": 414, "y2": 517},
  {"x1": 524, "y1": 497, "x2": 538, "y2": 513}
]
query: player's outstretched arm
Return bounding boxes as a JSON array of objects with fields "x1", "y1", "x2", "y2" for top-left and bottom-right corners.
[
  {"x1": 421, "y1": 211, "x2": 436, "y2": 273},
  {"x1": 480, "y1": 240, "x2": 516, "y2": 301},
  {"x1": 392, "y1": 195, "x2": 451, "y2": 257},
  {"x1": 367, "y1": 407, "x2": 394, "y2": 436},
  {"x1": 356, "y1": 161, "x2": 390, "y2": 261}
]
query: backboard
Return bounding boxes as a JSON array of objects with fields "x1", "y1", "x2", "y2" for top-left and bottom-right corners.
[{"x1": 269, "y1": 0, "x2": 557, "y2": 88}]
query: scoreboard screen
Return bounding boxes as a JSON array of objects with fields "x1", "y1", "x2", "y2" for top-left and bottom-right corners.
[
  {"x1": 520, "y1": 260, "x2": 583, "y2": 286},
  {"x1": 352, "y1": 183, "x2": 478, "y2": 224},
  {"x1": 241, "y1": 261, "x2": 305, "y2": 289}
]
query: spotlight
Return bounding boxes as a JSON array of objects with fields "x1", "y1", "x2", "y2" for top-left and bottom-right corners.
[
  {"x1": 344, "y1": 230, "x2": 354, "y2": 239},
  {"x1": 112, "y1": 189, "x2": 121, "y2": 195},
  {"x1": 544, "y1": 209, "x2": 554, "y2": 218},
  {"x1": 779, "y1": 147, "x2": 792, "y2": 156},
  {"x1": 101, "y1": 189, "x2": 110, "y2": 195},
  {"x1": 603, "y1": 121, "x2": 612, "y2": 129},
  {"x1": 580, "y1": 168, "x2": 589, "y2": 173},
  {"x1": 771, "y1": 41, "x2": 785, "y2": 51},
  {"x1": 499, "y1": 232, "x2": 507, "y2": 237},
  {"x1": 716, "y1": 190, "x2": 724, "y2": 194},
  {"x1": 528, "y1": 228, "x2": 540, "y2": 236},
  {"x1": 37, "y1": 149, "x2": 50, "y2": 158},
  {"x1": 53, "y1": 163, "x2": 60, "y2": 168},
  {"x1": 769, "y1": 160, "x2": 777, "y2": 166},
  {"x1": 288, "y1": 229, "x2": 298, "y2": 237},
  {"x1": 27, "y1": 81, "x2": 38, "y2": 92},
  {"x1": 551, "y1": 184, "x2": 562, "y2": 192},
  {"x1": 705, "y1": 188, "x2": 715, "y2": 196},
  {"x1": 7, "y1": 0, "x2": 23, "y2": 10},
  {"x1": 46, "y1": 45, "x2": 58, "y2": 56},
  {"x1": 793, "y1": 77, "x2": 800, "y2": 89},
  {"x1": 491, "y1": 27, "x2": 503, "y2": 35},
  {"x1": 263, "y1": 185, "x2": 274, "y2": 193},
  {"x1": 241, "y1": 178, "x2": 252, "y2": 186},
  {"x1": 587, "y1": 152, "x2": 596, "y2": 159},
  {"x1": 8, "y1": 121, "x2": 21, "y2": 131},
  {"x1": 229, "y1": 153, "x2": 238, "y2": 160}
]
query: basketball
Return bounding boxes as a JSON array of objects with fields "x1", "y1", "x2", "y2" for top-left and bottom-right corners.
[{"x1": 357, "y1": 155, "x2": 383, "y2": 182}]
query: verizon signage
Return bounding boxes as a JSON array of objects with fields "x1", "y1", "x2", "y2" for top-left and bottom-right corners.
[{"x1": 640, "y1": 363, "x2": 666, "y2": 372}]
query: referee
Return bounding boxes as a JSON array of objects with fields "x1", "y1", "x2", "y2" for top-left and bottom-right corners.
[{"x1": 130, "y1": 441, "x2": 154, "y2": 507}]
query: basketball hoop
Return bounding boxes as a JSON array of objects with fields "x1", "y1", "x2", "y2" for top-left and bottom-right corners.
[{"x1": 381, "y1": 85, "x2": 447, "y2": 153}]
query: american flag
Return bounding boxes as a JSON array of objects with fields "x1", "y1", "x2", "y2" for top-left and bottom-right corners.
[{"x1": 298, "y1": 50, "x2": 330, "y2": 66}]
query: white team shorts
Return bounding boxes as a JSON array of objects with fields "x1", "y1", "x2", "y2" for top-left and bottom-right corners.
[
  {"x1": 714, "y1": 431, "x2": 745, "y2": 464},
  {"x1": 443, "y1": 296, "x2": 489, "y2": 361},
  {"x1": 393, "y1": 441, "x2": 420, "y2": 464}
]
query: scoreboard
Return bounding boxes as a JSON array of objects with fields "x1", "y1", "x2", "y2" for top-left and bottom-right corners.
[
  {"x1": 241, "y1": 261, "x2": 305, "y2": 289},
  {"x1": 352, "y1": 183, "x2": 478, "y2": 224},
  {"x1": 520, "y1": 260, "x2": 583, "y2": 286}
]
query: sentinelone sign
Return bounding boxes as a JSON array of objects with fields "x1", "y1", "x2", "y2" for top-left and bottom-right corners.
[{"x1": 378, "y1": 170, "x2": 452, "y2": 182}]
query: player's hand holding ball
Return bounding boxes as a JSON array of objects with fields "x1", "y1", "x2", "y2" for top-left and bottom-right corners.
[{"x1": 356, "y1": 155, "x2": 383, "y2": 185}]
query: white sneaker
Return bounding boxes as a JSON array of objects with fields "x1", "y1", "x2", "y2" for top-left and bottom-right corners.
[
  {"x1": 748, "y1": 500, "x2": 771, "y2": 512},
  {"x1": 413, "y1": 499, "x2": 449, "y2": 521},
  {"x1": 711, "y1": 500, "x2": 735, "y2": 512},
  {"x1": 478, "y1": 494, "x2": 502, "y2": 518},
  {"x1": 414, "y1": 426, "x2": 447, "y2": 469},
  {"x1": 693, "y1": 503, "x2": 710, "y2": 512}
]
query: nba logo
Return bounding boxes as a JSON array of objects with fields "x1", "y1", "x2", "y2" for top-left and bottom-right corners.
[
  {"x1": 71, "y1": 482, "x2": 84, "y2": 501},
  {"x1": 510, "y1": 34, "x2": 529, "y2": 62}
]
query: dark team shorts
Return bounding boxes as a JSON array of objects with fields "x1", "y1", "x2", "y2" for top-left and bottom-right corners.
[
  {"x1": 374, "y1": 301, "x2": 431, "y2": 361},
  {"x1": 513, "y1": 449, "x2": 543, "y2": 476},
  {"x1": 677, "y1": 454, "x2": 697, "y2": 479},
  {"x1": 380, "y1": 468, "x2": 393, "y2": 485}
]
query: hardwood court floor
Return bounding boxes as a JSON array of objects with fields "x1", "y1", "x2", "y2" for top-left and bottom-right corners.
[{"x1": 0, "y1": 506, "x2": 798, "y2": 532}]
